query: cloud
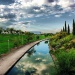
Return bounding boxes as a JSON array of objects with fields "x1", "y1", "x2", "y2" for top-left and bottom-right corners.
[
  {"x1": 23, "y1": 21, "x2": 31, "y2": 25},
  {"x1": 0, "y1": 0, "x2": 75, "y2": 20},
  {"x1": 57, "y1": 0, "x2": 75, "y2": 8},
  {"x1": 55, "y1": 14, "x2": 62, "y2": 17},
  {"x1": 6, "y1": 20, "x2": 36, "y2": 31},
  {"x1": 0, "y1": 0, "x2": 75, "y2": 32},
  {"x1": 8, "y1": 23, "x2": 27, "y2": 31},
  {"x1": 0, "y1": 13, "x2": 16, "y2": 19},
  {"x1": 0, "y1": 0, "x2": 15, "y2": 5},
  {"x1": 0, "y1": 18, "x2": 8, "y2": 22},
  {"x1": 48, "y1": 0, "x2": 54, "y2": 2}
]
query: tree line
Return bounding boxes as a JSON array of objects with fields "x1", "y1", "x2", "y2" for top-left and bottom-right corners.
[
  {"x1": 0, "y1": 27, "x2": 26, "y2": 34},
  {"x1": 62, "y1": 19, "x2": 75, "y2": 35}
]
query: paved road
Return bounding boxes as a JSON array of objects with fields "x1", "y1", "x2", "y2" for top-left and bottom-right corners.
[{"x1": 0, "y1": 41, "x2": 41, "y2": 75}]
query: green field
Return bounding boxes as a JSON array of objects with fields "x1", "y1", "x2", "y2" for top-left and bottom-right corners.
[{"x1": 0, "y1": 33, "x2": 46, "y2": 56}]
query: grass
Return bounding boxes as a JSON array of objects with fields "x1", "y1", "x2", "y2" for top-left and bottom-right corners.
[
  {"x1": 50, "y1": 32, "x2": 75, "y2": 75},
  {"x1": 50, "y1": 33, "x2": 75, "y2": 50},
  {"x1": 55, "y1": 49, "x2": 75, "y2": 75},
  {"x1": 0, "y1": 34, "x2": 47, "y2": 56}
]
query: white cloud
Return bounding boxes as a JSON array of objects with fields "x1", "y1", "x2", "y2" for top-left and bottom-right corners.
[
  {"x1": 8, "y1": 24, "x2": 27, "y2": 31},
  {"x1": 58, "y1": 0, "x2": 75, "y2": 8},
  {"x1": 0, "y1": 0, "x2": 75, "y2": 21},
  {"x1": 55, "y1": 14, "x2": 62, "y2": 17},
  {"x1": 33, "y1": 9, "x2": 40, "y2": 12},
  {"x1": 0, "y1": 18, "x2": 8, "y2": 22},
  {"x1": 0, "y1": 5, "x2": 5, "y2": 9},
  {"x1": 0, "y1": 0, "x2": 75, "y2": 32}
]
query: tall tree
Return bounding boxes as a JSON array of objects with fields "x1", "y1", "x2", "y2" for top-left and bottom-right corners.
[
  {"x1": 63, "y1": 26, "x2": 65, "y2": 32},
  {"x1": 68, "y1": 24, "x2": 70, "y2": 35},
  {"x1": 65, "y1": 21, "x2": 67, "y2": 32},
  {"x1": 73, "y1": 19, "x2": 75, "y2": 35}
]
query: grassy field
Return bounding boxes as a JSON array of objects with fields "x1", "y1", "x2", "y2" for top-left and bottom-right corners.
[
  {"x1": 50, "y1": 32, "x2": 75, "y2": 75},
  {"x1": 0, "y1": 34, "x2": 47, "y2": 56}
]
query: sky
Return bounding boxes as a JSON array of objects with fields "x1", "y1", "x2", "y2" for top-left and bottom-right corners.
[{"x1": 0, "y1": 0, "x2": 75, "y2": 33}]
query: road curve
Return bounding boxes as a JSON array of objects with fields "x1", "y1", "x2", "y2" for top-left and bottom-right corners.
[{"x1": 0, "y1": 40, "x2": 41, "y2": 75}]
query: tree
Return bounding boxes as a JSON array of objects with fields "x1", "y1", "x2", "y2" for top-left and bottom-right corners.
[
  {"x1": 0, "y1": 27, "x2": 3, "y2": 34},
  {"x1": 73, "y1": 19, "x2": 75, "y2": 35},
  {"x1": 65, "y1": 21, "x2": 67, "y2": 32},
  {"x1": 6, "y1": 28, "x2": 11, "y2": 34},
  {"x1": 68, "y1": 24, "x2": 70, "y2": 35},
  {"x1": 36, "y1": 35, "x2": 39, "y2": 40},
  {"x1": 9, "y1": 28, "x2": 14, "y2": 34},
  {"x1": 16, "y1": 30, "x2": 20, "y2": 34},
  {"x1": 63, "y1": 26, "x2": 65, "y2": 32}
]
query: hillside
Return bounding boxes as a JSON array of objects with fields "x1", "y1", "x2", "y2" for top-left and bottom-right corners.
[{"x1": 50, "y1": 32, "x2": 75, "y2": 75}]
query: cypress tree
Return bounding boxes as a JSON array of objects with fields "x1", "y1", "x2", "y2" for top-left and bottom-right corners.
[
  {"x1": 68, "y1": 24, "x2": 70, "y2": 35},
  {"x1": 73, "y1": 19, "x2": 75, "y2": 35},
  {"x1": 65, "y1": 21, "x2": 67, "y2": 32},
  {"x1": 63, "y1": 26, "x2": 65, "y2": 32}
]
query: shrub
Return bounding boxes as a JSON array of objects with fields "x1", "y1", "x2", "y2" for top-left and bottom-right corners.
[
  {"x1": 13, "y1": 40, "x2": 20, "y2": 47},
  {"x1": 55, "y1": 50, "x2": 75, "y2": 75},
  {"x1": 36, "y1": 35, "x2": 39, "y2": 40}
]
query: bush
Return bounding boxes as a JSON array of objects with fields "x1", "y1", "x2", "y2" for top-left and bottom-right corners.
[
  {"x1": 55, "y1": 50, "x2": 75, "y2": 75},
  {"x1": 13, "y1": 40, "x2": 21, "y2": 47},
  {"x1": 50, "y1": 32, "x2": 67, "y2": 41},
  {"x1": 36, "y1": 36, "x2": 39, "y2": 40}
]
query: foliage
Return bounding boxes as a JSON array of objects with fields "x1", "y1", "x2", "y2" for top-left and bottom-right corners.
[
  {"x1": 50, "y1": 31, "x2": 75, "y2": 75},
  {"x1": 49, "y1": 19, "x2": 75, "y2": 75},
  {"x1": 62, "y1": 21, "x2": 71, "y2": 34},
  {"x1": 36, "y1": 35, "x2": 39, "y2": 40},
  {"x1": 50, "y1": 33, "x2": 75, "y2": 50},
  {"x1": 50, "y1": 32, "x2": 68, "y2": 49},
  {"x1": 65, "y1": 21, "x2": 67, "y2": 32},
  {"x1": 0, "y1": 34, "x2": 46, "y2": 56},
  {"x1": 73, "y1": 19, "x2": 75, "y2": 35},
  {"x1": 51, "y1": 32, "x2": 67, "y2": 40},
  {"x1": 55, "y1": 50, "x2": 75, "y2": 75},
  {"x1": 13, "y1": 39, "x2": 21, "y2": 47},
  {"x1": 68, "y1": 24, "x2": 70, "y2": 35},
  {"x1": 63, "y1": 26, "x2": 65, "y2": 32},
  {"x1": 0, "y1": 27, "x2": 3, "y2": 34}
]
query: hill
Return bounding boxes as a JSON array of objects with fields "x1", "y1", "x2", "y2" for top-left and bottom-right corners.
[{"x1": 50, "y1": 32, "x2": 75, "y2": 75}]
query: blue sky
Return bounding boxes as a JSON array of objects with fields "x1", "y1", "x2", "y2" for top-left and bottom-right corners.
[{"x1": 0, "y1": 0, "x2": 75, "y2": 33}]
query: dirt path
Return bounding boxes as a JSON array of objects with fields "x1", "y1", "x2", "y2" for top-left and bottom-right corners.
[{"x1": 0, "y1": 40, "x2": 41, "y2": 75}]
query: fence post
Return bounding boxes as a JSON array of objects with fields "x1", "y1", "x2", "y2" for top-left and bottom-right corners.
[
  {"x1": 8, "y1": 39, "x2": 9, "y2": 51},
  {"x1": 22, "y1": 35, "x2": 23, "y2": 45}
]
